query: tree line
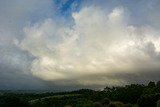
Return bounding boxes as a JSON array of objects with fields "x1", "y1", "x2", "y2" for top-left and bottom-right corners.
[{"x1": 0, "y1": 81, "x2": 159, "y2": 107}]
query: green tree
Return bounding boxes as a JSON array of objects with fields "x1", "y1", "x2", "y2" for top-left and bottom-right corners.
[
  {"x1": 114, "y1": 102, "x2": 125, "y2": 107},
  {"x1": 157, "y1": 100, "x2": 160, "y2": 107},
  {"x1": 148, "y1": 81, "x2": 156, "y2": 88},
  {"x1": 101, "y1": 98, "x2": 110, "y2": 106},
  {"x1": 93, "y1": 102, "x2": 102, "y2": 107},
  {"x1": 156, "y1": 81, "x2": 160, "y2": 88},
  {"x1": 124, "y1": 103, "x2": 132, "y2": 107}
]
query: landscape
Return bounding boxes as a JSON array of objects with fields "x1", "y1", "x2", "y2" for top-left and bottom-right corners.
[
  {"x1": 0, "y1": 81, "x2": 160, "y2": 107},
  {"x1": 0, "y1": 0, "x2": 160, "y2": 107}
]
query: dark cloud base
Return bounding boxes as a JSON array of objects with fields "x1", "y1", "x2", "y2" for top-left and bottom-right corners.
[{"x1": 0, "y1": 0, "x2": 160, "y2": 90}]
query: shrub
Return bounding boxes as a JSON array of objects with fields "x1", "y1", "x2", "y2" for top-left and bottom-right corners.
[
  {"x1": 137, "y1": 94, "x2": 156, "y2": 107},
  {"x1": 157, "y1": 100, "x2": 160, "y2": 107},
  {"x1": 93, "y1": 102, "x2": 102, "y2": 107},
  {"x1": 108, "y1": 102, "x2": 124, "y2": 107},
  {"x1": 65, "y1": 105, "x2": 72, "y2": 107},
  {"x1": 114, "y1": 102, "x2": 125, "y2": 107},
  {"x1": 102, "y1": 98, "x2": 110, "y2": 106},
  {"x1": 124, "y1": 103, "x2": 132, "y2": 107},
  {"x1": 108, "y1": 103, "x2": 117, "y2": 107}
]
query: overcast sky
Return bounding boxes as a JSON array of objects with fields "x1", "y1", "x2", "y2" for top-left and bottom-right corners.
[{"x1": 0, "y1": 0, "x2": 160, "y2": 90}]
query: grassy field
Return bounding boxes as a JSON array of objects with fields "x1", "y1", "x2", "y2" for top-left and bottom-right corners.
[{"x1": 29, "y1": 94, "x2": 82, "y2": 104}]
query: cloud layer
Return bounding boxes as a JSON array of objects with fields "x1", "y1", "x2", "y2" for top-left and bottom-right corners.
[
  {"x1": 0, "y1": 0, "x2": 160, "y2": 89},
  {"x1": 19, "y1": 5, "x2": 160, "y2": 86},
  {"x1": 0, "y1": 0, "x2": 55, "y2": 89}
]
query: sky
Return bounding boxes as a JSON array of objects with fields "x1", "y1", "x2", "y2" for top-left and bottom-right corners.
[{"x1": 0, "y1": 0, "x2": 160, "y2": 90}]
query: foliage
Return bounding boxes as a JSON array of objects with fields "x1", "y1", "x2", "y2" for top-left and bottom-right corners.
[
  {"x1": 124, "y1": 103, "x2": 132, "y2": 107},
  {"x1": 101, "y1": 97, "x2": 110, "y2": 106},
  {"x1": 93, "y1": 102, "x2": 102, "y2": 107},
  {"x1": 157, "y1": 100, "x2": 160, "y2": 107},
  {"x1": 104, "y1": 84, "x2": 145, "y2": 104},
  {"x1": 0, "y1": 81, "x2": 159, "y2": 107}
]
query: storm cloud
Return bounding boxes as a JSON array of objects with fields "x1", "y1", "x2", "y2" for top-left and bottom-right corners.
[{"x1": 0, "y1": 0, "x2": 160, "y2": 90}]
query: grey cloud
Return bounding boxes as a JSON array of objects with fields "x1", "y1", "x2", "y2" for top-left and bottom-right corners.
[
  {"x1": 0, "y1": 0, "x2": 160, "y2": 90},
  {"x1": 0, "y1": 0, "x2": 56, "y2": 89}
]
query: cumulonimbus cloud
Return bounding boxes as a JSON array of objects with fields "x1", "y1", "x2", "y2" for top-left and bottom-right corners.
[{"x1": 19, "y1": 5, "x2": 160, "y2": 86}]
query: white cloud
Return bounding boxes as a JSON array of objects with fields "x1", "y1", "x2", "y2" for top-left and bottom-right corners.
[{"x1": 19, "y1": 5, "x2": 160, "y2": 86}]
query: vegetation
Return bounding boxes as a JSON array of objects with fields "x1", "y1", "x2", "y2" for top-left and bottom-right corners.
[
  {"x1": 0, "y1": 81, "x2": 159, "y2": 107},
  {"x1": 157, "y1": 100, "x2": 160, "y2": 107}
]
